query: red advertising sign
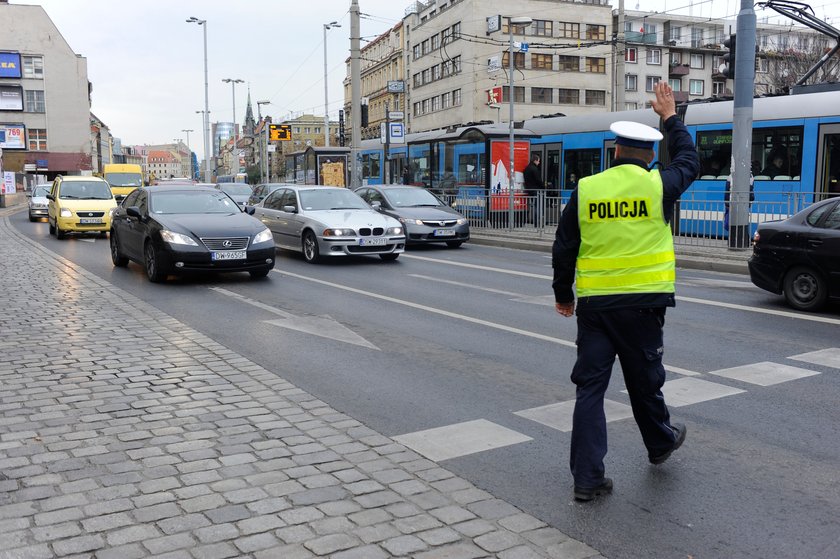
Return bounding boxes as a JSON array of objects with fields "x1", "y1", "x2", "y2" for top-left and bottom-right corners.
[
  {"x1": 489, "y1": 140, "x2": 530, "y2": 211},
  {"x1": 487, "y1": 86, "x2": 503, "y2": 105}
]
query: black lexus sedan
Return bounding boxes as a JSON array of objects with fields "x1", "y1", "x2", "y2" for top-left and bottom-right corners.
[
  {"x1": 109, "y1": 186, "x2": 275, "y2": 282},
  {"x1": 748, "y1": 196, "x2": 840, "y2": 311}
]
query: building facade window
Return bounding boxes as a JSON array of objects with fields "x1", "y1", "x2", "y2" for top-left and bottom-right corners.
[
  {"x1": 413, "y1": 44, "x2": 421, "y2": 60},
  {"x1": 431, "y1": 35, "x2": 440, "y2": 51},
  {"x1": 669, "y1": 26, "x2": 681, "y2": 42},
  {"x1": 432, "y1": 96, "x2": 440, "y2": 111},
  {"x1": 625, "y1": 74, "x2": 638, "y2": 91},
  {"x1": 668, "y1": 78, "x2": 681, "y2": 91},
  {"x1": 422, "y1": 39, "x2": 430, "y2": 55},
  {"x1": 452, "y1": 55, "x2": 461, "y2": 73},
  {"x1": 690, "y1": 53, "x2": 704, "y2": 68},
  {"x1": 645, "y1": 75, "x2": 661, "y2": 91},
  {"x1": 586, "y1": 24, "x2": 606, "y2": 40},
  {"x1": 533, "y1": 20, "x2": 553, "y2": 36},
  {"x1": 558, "y1": 55, "x2": 580, "y2": 72},
  {"x1": 502, "y1": 18, "x2": 528, "y2": 34},
  {"x1": 432, "y1": 65, "x2": 441, "y2": 80},
  {"x1": 691, "y1": 27, "x2": 704, "y2": 48},
  {"x1": 25, "y1": 90, "x2": 45, "y2": 113},
  {"x1": 414, "y1": 101, "x2": 421, "y2": 116},
  {"x1": 670, "y1": 52, "x2": 682, "y2": 65},
  {"x1": 585, "y1": 90, "x2": 606, "y2": 106},
  {"x1": 502, "y1": 51, "x2": 525, "y2": 69},
  {"x1": 532, "y1": 53, "x2": 552, "y2": 70},
  {"x1": 625, "y1": 47, "x2": 637, "y2": 63},
  {"x1": 646, "y1": 49, "x2": 661, "y2": 64},
  {"x1": 413, "y1": 73, "x2": 421, "y2": 87},
  {"x1": 532, "y1": 87, "x2": 553, "y2": 103},
  {"x1": 452, "y1": 89, "x2": 461, "y2": 105},
  {"x1": 756, "y1": 57, "x2": 769, "y2": 73},
  {"x1": 22, "y1": 56, "x2": 44, "y2": 79},
  {"x1": 559, "y1": 22, "x2": 580, "y2": 38},
  {"x1": 625, "y1": 102, "x2": 638, "y2": 110},
  {"x1": 558, "y1": 88, "x2": 580, "y2": 104},
  {"x1": 712, "y1": 81, "x2": 726, "y2": 96},
  {"x1": 441, "y1": 92, "x2": 451, "y2": 108},
  {"x1": 690, "y1": 79, "x2": 704, "y2": 95},
  {"x1": 422, "y1": 99, "x2": 430, "y2": 113},
  {"x1": 442, "y1": 27, "x2": 452, "y2": 44},
  {"x1": 586, "y1": 57, "x2": 605, "y2": 73},
  {"x1": 501, "y1": 86, "x2": 525, "y2": 103},
  {"x1": 422, "y1": 68, "x2": 431, "y2": 83},
  {"x1": 28, "y1": 128, "x2": 47, "y2": 151}
]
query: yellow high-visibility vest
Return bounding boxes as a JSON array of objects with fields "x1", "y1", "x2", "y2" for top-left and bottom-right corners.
[{"x1": 576, "y1": 165, "x2": 675, "y2": 297}]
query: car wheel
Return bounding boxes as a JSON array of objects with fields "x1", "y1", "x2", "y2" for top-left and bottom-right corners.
[
  {"x1": 783, "y1": 266, "x2": 827, "y2": 311},
  {"x1": 144, "y1": 241, "x2": 167, "y2": 283},
  {"x1": 302, "y1": 231, "x2": 320, "y2": 263},
  {"x1": 249, "y1": 268, "x2": 271, "y2": 279},
  {"x1": 99, "y1": 231, "x2": 108, "y2": 239},
  {"x1": 110, "y1": 231, "x2": 129, "y2": 267},
  {"x1": 55, "y1": 222, "x2": 65, "y2": 240},
  {"x1": 29, "y1": 213, "x2": 36, "y2": 222},
  {"x1": 446, "y1": 241, "x2": 464, "y2": 248},
  {"x1": 49, "y1": 220, "x2": 55, "y2": 235},
  {"x1": 380, "y1": 253, "x2": 399, "y2": 261}
]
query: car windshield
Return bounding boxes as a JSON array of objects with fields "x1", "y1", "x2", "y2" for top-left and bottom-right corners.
[
  {"x1": 32, "y1": 186, "x2": 50, "y2": 197},
  {"x1": 58, "y1": 181, "x2": 113, "y2": 200},
  {"x1": 105, "y1": 173, "x2": 143, "y2": 187},
  {"x1": 299, "y1": 189, "x2": 368, "y2": 211},
  {"x1": 384, "y1": 188, "x2": 442, "y2": 208},
  {"x1": 220, "y1": 184, "x2": 252, "y2": 196},
  {"x1": 150, "y1": 191, "x2": 240, "y2": 214}
]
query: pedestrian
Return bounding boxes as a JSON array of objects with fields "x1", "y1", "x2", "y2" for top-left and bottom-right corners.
[
  {"x1": 402, "y1": 166, "x2": 411, "y2": 185},
  {"x1": 524, "y1": 153, "x2": 545, "y2": 226},
  {"x1": 552, "y1": 82, "x2": 700, "y2": 502}
]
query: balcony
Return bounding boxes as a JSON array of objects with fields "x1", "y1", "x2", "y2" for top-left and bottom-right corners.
[
  {"x1": 673, "y1": 91, "x2": 689, "y2": 103},
  {"x1": 669, "y1": 63, "x2": 690, "y2": 77},
  {"x1": 625, "y1": 31, "x2": 658, "y2": 44}
]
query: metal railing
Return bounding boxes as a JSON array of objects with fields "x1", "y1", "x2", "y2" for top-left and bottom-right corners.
[{"x1": 436, "y1": 189, "x2": 837, "y2": 248}]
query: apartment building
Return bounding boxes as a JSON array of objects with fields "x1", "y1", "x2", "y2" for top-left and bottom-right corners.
[
  {"x1": 0, "y1": 2, "x2": 92, "y2": 177},
  {"x1": 403, "y1": 0, "x2": 614, "y2": 133}
]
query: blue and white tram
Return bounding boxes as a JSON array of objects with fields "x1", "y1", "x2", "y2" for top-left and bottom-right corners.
[{"x1": 356, "y1": 90, "x2": 840, "y2": 237}]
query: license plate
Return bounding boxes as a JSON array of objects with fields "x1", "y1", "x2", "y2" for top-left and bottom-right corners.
[
  {"x1": 434, "y1": 229, "x2": 456, "y2": 236},
  {"x1": 79, "y1": 218, "x2": 103, "y2": 224},
  {"x1": 360, "y1": 237, "x2": 386, "y2": 246},
  {"x1": 212, "y1": 250, "x2": 247, "y2": 261}
]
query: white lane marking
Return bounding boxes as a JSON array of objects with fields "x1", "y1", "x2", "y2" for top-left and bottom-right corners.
[
  {"x1": 514, "y1": 399, "x2": 633, "y2": 433},
  {"x1": 789, "y1": 348, "x2": 840, "y2": 369},
  {"x1": 409, "y1": 274, "x2": 554, "y2": 306},
  {"x1": 664, "y1": 365, "x2": 700, "y2": 377},
  {"x1": 678, "y1": 278, "x2": 754, "y2": 288},
  {"x1": 675, "y1": 296, "x2": 840, "y2": 325},
  {"x1": 636, "y1": 377, "x2": 746, "y2": 407},
  {"x1": 210, "y1": 286, "x2": 379, "y2": 350},
  {"x1": 708, "y1": 362, "x2": 820, "y2": 386},
  {"x1": 272, "y1": 270, "x2": 576, "y2": 348},
  {"x1": 409, "y1": 254, "x2": 840, "y2": 325},
  {"x1": 393, "y1": 419, "x2": 532, "y2": 462},
  {"x1": 272, "y1": 269, "x2": 699, "y2": 376},
  {"x1": 78, "y1": 238, "x2": 95, "y2": 243}
]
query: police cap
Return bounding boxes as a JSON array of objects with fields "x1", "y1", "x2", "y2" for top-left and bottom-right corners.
[{"x1": 610, "y1": 121, "x2": 663, "y2": 149}]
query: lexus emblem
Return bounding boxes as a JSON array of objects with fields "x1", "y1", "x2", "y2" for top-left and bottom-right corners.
[{"x1": 222, "y1": 240, "x2": 232, "y2": 248}]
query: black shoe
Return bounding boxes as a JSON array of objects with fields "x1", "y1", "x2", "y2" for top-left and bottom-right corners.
[
  {"x1": 649, "y1": 423, "x2": 687, "y2": 465},
  {"x1": 573, "y1": 478, "x2": 613, "y2": 502}
]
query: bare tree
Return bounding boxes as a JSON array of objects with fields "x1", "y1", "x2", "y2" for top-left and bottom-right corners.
[{"x1": 761, "y1": 36, "x2": 840, "y2": 92}]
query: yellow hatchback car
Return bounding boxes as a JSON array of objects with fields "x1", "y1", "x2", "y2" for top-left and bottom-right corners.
[{"x1": 47, "y1": 175, "x2": 116, "y2": 239}]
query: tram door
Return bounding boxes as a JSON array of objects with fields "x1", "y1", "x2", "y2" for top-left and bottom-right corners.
[
  {"x1": 543, "y1": 144, "x2": 562, "y2": 224},
  {"x1": 817, "y1": 124, "x2": 840, "y2": 198}
]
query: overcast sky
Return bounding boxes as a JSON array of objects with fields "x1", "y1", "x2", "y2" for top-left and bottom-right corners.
[{"x1": 18, "y1": 0, "x2": 840, "y2": 159}]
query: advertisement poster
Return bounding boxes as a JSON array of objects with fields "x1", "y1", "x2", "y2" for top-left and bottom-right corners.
[
  {"x1": 0, "y1": 52, "x2": 22, "y2": 78},
  {"x1": 3, "y1": 171, "x2": 15, "y2": 195},
  {"x1": 490, "y1": 140, "x2": 529, "y2": 192},
  {"x1": 0, "y1": 124, "x2": 25, "y2": 149},
  {"x1": 0, "y1": 85, "x2": 24, "y2": 111},
  {"x1": 318, "y1": 156, "x2": 346, "y2": 187}
]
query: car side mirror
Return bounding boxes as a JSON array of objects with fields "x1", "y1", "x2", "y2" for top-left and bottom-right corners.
[
  {"x1": 126, "y1": 206, "x2": 142, "y2": 218},
  {"x1": 245, "y1": 206, "x2": 256, "y2": 215},
  {"x1": 371, "y1": 201, "x2": 382, "y2": 211},
  {"x1": 282, "y1": 205, "x2": 297, "y2": 214},
  {"x1": 46, "y1": 194, "x2": 54, "y2": 201}
]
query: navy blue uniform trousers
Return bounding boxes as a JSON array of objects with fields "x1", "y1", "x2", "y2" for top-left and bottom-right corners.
[{"x1": 570, "y1": 307, "x2": 677, "y2": 488}]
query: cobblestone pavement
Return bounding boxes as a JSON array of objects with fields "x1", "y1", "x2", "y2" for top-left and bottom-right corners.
[{"x1": 0, "y1": 214, "x2": 604, "y2": 558}]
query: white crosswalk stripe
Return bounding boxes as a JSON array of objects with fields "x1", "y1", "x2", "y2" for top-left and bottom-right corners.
[
  {"x1": 514, "y1": 399, "x2": 633, "y2": 433},
  {"x1": 393, "y1": 419, "x2": 532, "y2": 462},
  {"x1": 654, "y1": 377, "x2": 746, "y2": 407},
  {"x1": 789, "y1": 348, "x2": 840, "y2": 369},
  {"x1": 708, "y1": 362, "x2": 820, "y2": 386}
]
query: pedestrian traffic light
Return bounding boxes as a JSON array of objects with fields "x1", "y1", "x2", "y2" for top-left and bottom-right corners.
[{"x1": 719, "y1": 34, "x2": 737, "y2": 79}]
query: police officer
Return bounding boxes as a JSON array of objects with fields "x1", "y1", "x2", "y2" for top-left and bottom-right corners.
[{"x1": 552, "y1": 82, "x2": 700, "y2": 502}]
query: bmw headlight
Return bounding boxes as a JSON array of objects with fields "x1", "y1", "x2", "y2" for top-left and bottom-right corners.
[
  {"x1": 398, "y1": 217, "x2": 423, "y2": 225},
  {"x1": 160, "y1": 229, "x2": 199, "y2": 246},
  {"x1": 60, "y1": 208, "x2": 73, "y2": 217},
  {"x1": 252, "y1": 228, "x2": 273, "y2": 245},
  {"x1": 456, "y1": 218, "x2": 467, "y2": 225},
  {"x1": 387, "y1": 226, "x2": 403, "y2": 235},
  {"x1": 323, "y1": 228, "x2": 355, "y2": 237}
]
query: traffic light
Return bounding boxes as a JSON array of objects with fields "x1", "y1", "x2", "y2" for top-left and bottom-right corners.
[
  {"x1": 360, "y1": 101, "x2": 369, "y2": 128},
  {"x1": 720, "y1": 34, "x2": 737, "y2": 79}
]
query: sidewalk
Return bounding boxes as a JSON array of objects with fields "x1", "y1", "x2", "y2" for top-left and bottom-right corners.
[{"x1": 0, "y1": 212, "x2": 603, "y2": 558}]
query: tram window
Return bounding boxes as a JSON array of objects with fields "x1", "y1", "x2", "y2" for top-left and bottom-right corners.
[
  {"x1": 696, "y1": 130, "x2": 732, "y2": 178},
  {"x1": 697, "y1": 126, "x2": 803, "y2": 181},
  {"x1": 563, "y1": 149, "x2": 600, "y2": 189},
  {"x1": 362, "y1": 153, "x2": 381, "y2": 179},
  {"x1": 457, "y1": 154, "x2": 483, "y2": 185}
]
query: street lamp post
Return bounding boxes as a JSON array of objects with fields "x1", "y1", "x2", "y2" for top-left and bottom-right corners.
[
  {"x1": 195, "y1": 110, "x2": 210, "y2": 179},
  {"x1": 187, "y1": 16, "x2": 211, "y2": 182},
  {"x1": 222, "y1": 78, "x2": 244, "y2": 176},
  {"x1": 257, "y1": 100, "x2": 270, "y2": 182},
  {"x1": 323, "y1": 22, "x2": 341, "y2": 148},
  {"x1": 508, "y1": 16, "x2": 532, "y2": 230},
  {"x1": 181, "y1": 129, "x2": 193, "y2": 179}
]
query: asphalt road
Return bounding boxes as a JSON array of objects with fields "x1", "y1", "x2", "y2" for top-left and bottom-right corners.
[{"x1": 14, "y1": 212, "x2": 840, "y2": 559}]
